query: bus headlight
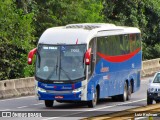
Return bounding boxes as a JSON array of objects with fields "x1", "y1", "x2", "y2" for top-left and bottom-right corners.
[
  {"x1": 36, "y1": 86, "x2": 46, "y2": 93},
  {"x1": 72, "y1": 86, "x2": 85, "y2": 93}
]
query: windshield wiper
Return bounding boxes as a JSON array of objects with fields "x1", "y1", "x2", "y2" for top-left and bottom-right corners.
[
  {"x1": 60, "y1": 67, "x2": 72, "y2": 81},
  {"x1": 56, "y1": 56, "x2": 58, "y2": 75}
]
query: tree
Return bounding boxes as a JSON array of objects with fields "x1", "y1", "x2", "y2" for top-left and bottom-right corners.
[
  {"x1": 142, "y1": 0, "x2": 160, "y2": 59},
  {"x1": 0, "y1": 0, "x2": 104, "y2": 80},
  {"x1": 103, "y1": 0, "x2": 160, "y2": 60},
  {"x1": 0, "y1": 0, "x2": 35, "y2": 80},
  {"x1": 32, "y1": 0, "x2": 104, "y2": 41}
]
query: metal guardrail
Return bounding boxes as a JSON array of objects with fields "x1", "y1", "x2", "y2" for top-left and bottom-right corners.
[{"x1": 83, "y1": 104, "x2": 160, "y2": 120}]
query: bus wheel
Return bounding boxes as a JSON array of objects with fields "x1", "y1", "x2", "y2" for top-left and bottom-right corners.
[
  {"x1": 45, "y1": 100, "x2": 54, "y2": 107},
  {"x1": 127, "y1": 85, "x2": 132, "y2": 100},
  {"x1": 119, "y1": 82, "x2": 127, "y2": 102},
  {"x1": 88, "y1": 89, "x2": 97, "y2": 108}
]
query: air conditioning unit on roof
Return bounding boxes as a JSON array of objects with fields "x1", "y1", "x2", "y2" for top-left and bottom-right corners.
[{"x1": 65, "y1": 23, "x2": 115, "y2": 30}]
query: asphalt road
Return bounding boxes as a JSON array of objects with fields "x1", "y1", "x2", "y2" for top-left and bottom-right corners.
[{"x1": 0, "y1": 76, "x2": 153, "y2": 120}]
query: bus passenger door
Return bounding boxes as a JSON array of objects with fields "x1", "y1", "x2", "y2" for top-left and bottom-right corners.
[{"x1": 88, "y1": 38, "x2": 97, "y2": 78}]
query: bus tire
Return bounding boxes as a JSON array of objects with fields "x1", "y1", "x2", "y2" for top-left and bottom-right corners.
[
  {"x1": 127, "y1": 84, "x2": 131, "y2": 100},
  {"x1": 88, "y1": 89, "x2": 98, "y2": 108},
  {"x1": 119, "y1": 82, "x2": 127, "y2": 102},
  {"x1": 45, "y1": 100, "x2": 54, "y2": 107}
]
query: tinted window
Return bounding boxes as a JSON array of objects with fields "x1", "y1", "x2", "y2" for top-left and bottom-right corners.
[{"x1": 97, "y1": 33, "x2": 141, "y2": 56}]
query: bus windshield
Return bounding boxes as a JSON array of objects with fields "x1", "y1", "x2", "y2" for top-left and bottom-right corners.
[{"x1": 35, "y1": 44, "x2": 86, "y2": 81}]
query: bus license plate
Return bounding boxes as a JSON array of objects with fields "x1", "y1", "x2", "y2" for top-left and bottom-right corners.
[{"x1": 55, "y1": 96, "x2": 63, "y2": 99}]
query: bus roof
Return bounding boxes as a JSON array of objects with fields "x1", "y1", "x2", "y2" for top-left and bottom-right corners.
[{"x1": 38, "y1": 23, "x2": 141, "y2": 45}]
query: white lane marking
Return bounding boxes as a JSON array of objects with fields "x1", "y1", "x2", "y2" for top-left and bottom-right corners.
[
  {"x1": 41, "y1": 98, "x2": 146, "y2": 120},
  {"x1": 42, "y1": 117, "x2": 60, "y2": 120},
  {"x1": 32, "y1": 103, "x2": 43, "y2": 106},
  {"x1": 89, "y1": 98, "x2": 146, "y2": 111},
  {"x1": 0, "y1": 103, "x2": 42, "y2": 111},
  {"x1": 0, "y1": 96, "x2": 34, "y2": 102},
  {"x1": 135, "y1": 117, "x2": 148, "y2": 120},
  {"x1": 0, "y1": 109, "x2": 11, "y2": 111},
  {"x1": 17, "y1": 106, "x2": 28, "y2": 109}
]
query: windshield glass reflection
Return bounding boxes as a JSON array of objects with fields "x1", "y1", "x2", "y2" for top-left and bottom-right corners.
[{"x1": 35, "y1": 44, "x2": 86, "y2": 81}]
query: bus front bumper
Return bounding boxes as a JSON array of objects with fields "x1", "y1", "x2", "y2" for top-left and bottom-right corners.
[{"x1": 37, "y1": 91, "x2": 82, "y2": 101}]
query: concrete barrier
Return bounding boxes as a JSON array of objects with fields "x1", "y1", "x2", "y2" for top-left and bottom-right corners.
[
  {"x1": 0, "y1": 58, "x2": 160, "y2": 99},
  {"x1": 0, "y1": 77, "x2": 35, "y2": 99},
  {"x1": 14, "y1": 77, "x2": 34, "y2": 96},
  {"x1": 21, "y1": 77, "x2": 35, "y2": 95},
  {"x1": 142, "y1": 58, "x2": 160, "y2": 77},
  {"x1": 0, "y1": 81, "x2": 5, "y2": 98},
  {"x1": 0, "y1": 80, "x2": 19, "y2": 99}
]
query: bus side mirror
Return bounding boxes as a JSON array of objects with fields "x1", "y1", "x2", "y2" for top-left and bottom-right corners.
[
  {"x1": 28, "y1": 48, "x2": 37, "y2": 65},
  {"x1": 85, "y1": 48, "x2": 91, "y2": 65}
]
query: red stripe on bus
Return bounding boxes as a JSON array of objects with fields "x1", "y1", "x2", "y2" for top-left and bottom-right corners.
[{"x1": 97, "y1": 48, "x2": 141, "y2": 63}]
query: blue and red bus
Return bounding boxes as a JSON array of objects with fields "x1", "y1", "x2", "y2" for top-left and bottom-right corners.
[{"x1": 28, "y1": 23, "x2": 142, "y2": 108}]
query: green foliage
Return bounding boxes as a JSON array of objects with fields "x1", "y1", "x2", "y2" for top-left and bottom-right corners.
[
  {"x1": 0, "y1": 0, "x2": 35, "y2": 80},
  {"x1": 1, "y1": 0, "x2": 160, "y2": 80},
  {"x1": 103, "y1": 0, "x2": 160, "y2": 60},
  {"x1": 32, "y1": 0, "x2": 104, "y2": 39},
  {"x1": 0, "y1": 0, "x2": 104, "y2": 80}
]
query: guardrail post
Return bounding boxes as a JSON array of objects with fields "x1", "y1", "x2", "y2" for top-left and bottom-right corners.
[{"x1": 149, "y1": 116, "x2": 153, "y2": 120}]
